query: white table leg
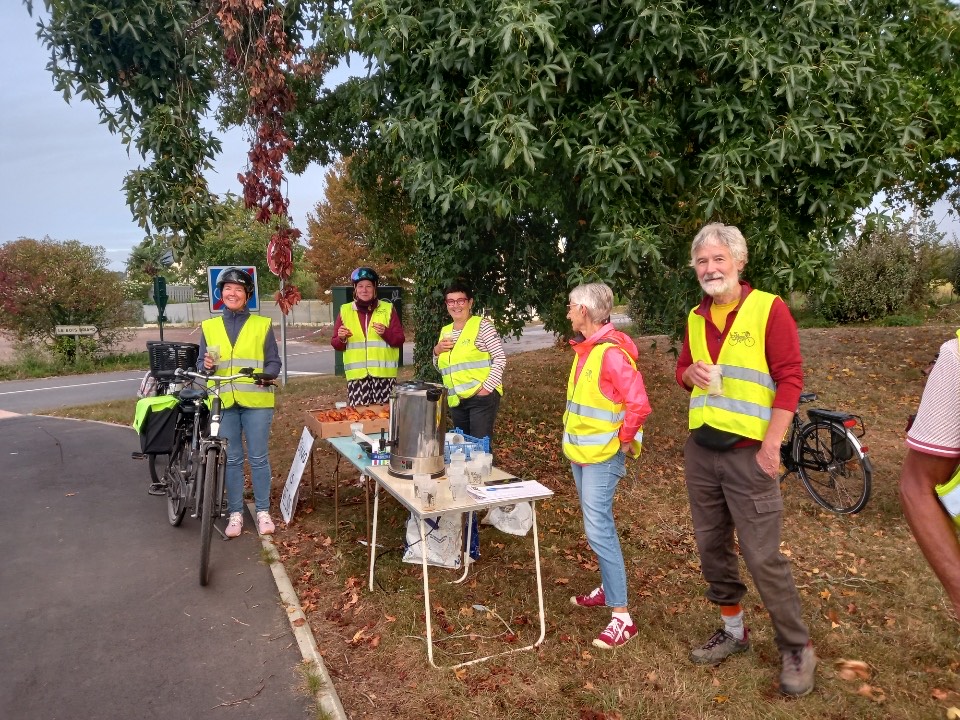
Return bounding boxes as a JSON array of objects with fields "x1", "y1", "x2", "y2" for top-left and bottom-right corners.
[
  {"x1": 367, "y1": 480, "x2": 381, "y2": 592},
  {"x1": 450, "y1": 511, "x2": 473, "y2": 585},
  {"x1": 418, "y1": 517, "x2": 437, "y2": 668},
  {"x1": 531, "y1": 500, "x2": 546, "y2": 647}
]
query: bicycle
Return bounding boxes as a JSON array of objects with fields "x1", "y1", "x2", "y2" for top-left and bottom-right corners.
[
  {"x1": 139, "y1": 341, "x2": 195, "y2": 493},
  {"x1": 161, "y1": 365, "x2": 264, "y2": 586},
  {"x1": 779, "y1": 391, "x2": 872, "y2": 514}
]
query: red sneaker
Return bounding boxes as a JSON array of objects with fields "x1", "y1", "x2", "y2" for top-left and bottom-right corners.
[
  {"x1": 593, "y1": 616, "x2": 637, "y2": 649},
  {"x1": 570, "y1": 586, "x2": 606, "y2": 608}
]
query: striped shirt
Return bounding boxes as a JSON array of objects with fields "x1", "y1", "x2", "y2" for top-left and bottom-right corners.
[
  {"x1": 907, "y1": 337, "x2": 960, "y2": 458},
  {"x1": 433, "y1": 316, "x2": 506, "y2": 392}
]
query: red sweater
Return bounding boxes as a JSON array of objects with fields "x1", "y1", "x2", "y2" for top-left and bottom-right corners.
[
  {"x1": 675, "y1": 282, "x2": 803, "y2": 413},
  {"x1": 330, "y1": 301, "x2": 405, "y2": 351}
]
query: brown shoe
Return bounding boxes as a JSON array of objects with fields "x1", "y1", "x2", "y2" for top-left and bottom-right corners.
[{"x1": 780, "y1": 641, "x2": 817, "y2": 697}]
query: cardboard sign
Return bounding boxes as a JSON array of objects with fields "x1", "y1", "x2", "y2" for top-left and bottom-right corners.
[{"x1": 280, "y1": 427, "x2": 314, "y2": 525}]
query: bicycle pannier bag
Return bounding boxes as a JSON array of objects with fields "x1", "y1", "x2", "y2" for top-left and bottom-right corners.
[
  {"x1": 133, "y1": 395, "x2": 179, "y2": 454},
  {"x1": 830, "y1": 426, "x2": 854, "y2": 463},
  {"x1": 692, "y1": 424, "x2": 742, "y2": 451}
]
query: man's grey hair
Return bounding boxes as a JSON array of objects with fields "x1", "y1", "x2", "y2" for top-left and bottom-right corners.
[
  {"x1": 569, "y1": 283, "x2": 614, "y2": 324},
  {"x1": 690, "y1": 222, "x2": 749, "y2": 266}
]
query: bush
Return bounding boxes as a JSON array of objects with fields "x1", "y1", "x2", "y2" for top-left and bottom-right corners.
[{"x1": 807, "y1": 216, "x2": 944, "y2": 323}]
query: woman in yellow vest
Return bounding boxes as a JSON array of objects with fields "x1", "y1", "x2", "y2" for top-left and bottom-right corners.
[
  {"x1": 564, "y1": 283, "x2": 651, "y2": 650},
  {"x1": 433, "y1": 282, "x2": 506, "y2": 445},
  {"x1": 331, "y1": 267, "x2": 404, "y2": 405},
  {"x1": 199, "y1": 267, "x2": 280, "y2": 538}
]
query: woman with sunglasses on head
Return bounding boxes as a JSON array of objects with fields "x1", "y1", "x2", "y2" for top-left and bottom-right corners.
[
  {"x1": 433, "y1": 282, "x2": 506, "y2": 446},
  {"x1": 331, "y1": 267, "x2": 405, "y2": 405}
]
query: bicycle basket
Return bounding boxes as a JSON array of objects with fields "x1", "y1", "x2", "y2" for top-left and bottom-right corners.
[{"x1": 147, "y1": 341, "x2": 199, "y2": 379}]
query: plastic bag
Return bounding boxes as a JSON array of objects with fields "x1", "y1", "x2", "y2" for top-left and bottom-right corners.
[
  {"x1": 137, "y1": 371, "x2": 158, "y2": 399},
  {"x1": 402, "y1": 513, "x2": 480, "y2": 569},
  {"x1": 482, "y1": 502, "x2": 533, "y2": 536}
]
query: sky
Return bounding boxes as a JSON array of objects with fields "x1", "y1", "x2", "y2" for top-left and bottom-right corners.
[{"x1": 1, "y1": 4, "x2": 358, "y2": 271}]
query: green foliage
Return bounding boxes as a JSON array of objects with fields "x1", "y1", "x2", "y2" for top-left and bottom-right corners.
[
  {"x1": 807, "y1": 215, "x2": 943, "y2": 323},
  {"x1": 0, "y1": 237, "x2": 136, "y2": 356},
  {"x1": 29, "y1": 0, "x2": 224, "y2": 246}
]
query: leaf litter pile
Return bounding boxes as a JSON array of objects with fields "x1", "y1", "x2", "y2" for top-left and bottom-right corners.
[{"x1": 265, "y1": 323, "x2": 960, "y2": 720}]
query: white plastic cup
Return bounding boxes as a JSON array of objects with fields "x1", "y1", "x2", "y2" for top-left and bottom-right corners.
[
  {"x1": 707, "y1": 365, "x2": 723, "y2": 397},
  {"x1": 479, "y1": 452, "x2": 493, "y2": 478},
  {"x1": 421, "y1": 477, "x2": 438, "y2": 509},
  {"x1": 350, "y1": 422, "x2": 364, "y2": 441},
  {"x1": 466, "y1": 459, "x2": 483, "y2": 484},
  {"x1": 413, "y1": 473, "x2": 429, "y2": 498},
  {"x1": 449, "y1": 474, "x2": 467, "y2": 501},
  {"x1": 207, "y1": 345, "x2": 220, "y2": 365}
]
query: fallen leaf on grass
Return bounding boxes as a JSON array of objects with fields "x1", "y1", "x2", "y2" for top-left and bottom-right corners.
[
  {"x1": 946, "y1": 707, "x2": 960, "y2": 719},
  {"x1": 454, "y1": 668, "x2": 468, "y2": 681},
  {"x1": 368, "y1": 634, "x2": 381, "y2": 649},
  {"x1": 713, "y1": 695, "x2": 728, "y2": 704},
  {"x1": 835, "y1": 659, "x2": 871, "y2": 681},
  {"x1": 555, "y1": 577, "x2": 570, "y2": 585},
  {"x1": 292, "y1": 618, "x2": 306, "y2": 628},
  {"x1": 857, "y1": 684, "x2": 886, "y2": 702},
  {"x1": 931, "y1": 688, "x2": 951, "y2": 701}
]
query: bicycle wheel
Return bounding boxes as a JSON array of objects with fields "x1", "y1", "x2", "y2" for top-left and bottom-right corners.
[
  {"x1": 795, "y1": 420, "x2": 872, "y2": 514},
  {"x1": 199, "y1": 446, "x2": 219, "y2": 586},
  {"x1": 164, "y1": 434, "x2": 189, "y2": 526}
]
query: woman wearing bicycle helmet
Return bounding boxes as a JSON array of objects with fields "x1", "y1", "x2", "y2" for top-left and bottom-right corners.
[
  {"x1": 331, "y1": 266, "x2": 405, "y2": 405},
  {"x1": 198, "y1": 266, "x2": 281, "y2": 538}
]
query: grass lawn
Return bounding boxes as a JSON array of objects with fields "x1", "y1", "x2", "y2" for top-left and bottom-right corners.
[{"x1": 52, "y1": 322, "x2": 960, "y2": 719}]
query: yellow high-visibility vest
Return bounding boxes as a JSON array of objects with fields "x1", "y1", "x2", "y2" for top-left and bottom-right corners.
[
  {"x1": 201, "y1": 315, "x2": 275, "y2": 409},
  {"x1": 340, "y1": 300, "x2": 399, "y2": 380},
  {"x1": 687, "y1": 290, "x2": 777, "y2": 440},
  {"x1": 563, "y1": 342, "x2": 642, "y2": 464},
  {"x1": 437, "y1": 315, "x2": 503, "y2": 408}
]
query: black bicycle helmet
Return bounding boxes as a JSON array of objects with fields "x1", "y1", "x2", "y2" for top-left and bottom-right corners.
[
  {"x1": 217, "y1": 267, "x2": 255, "y2": 296},
  {"x1": 350, "y1": 266, "x2": 379, "y2": 285}
]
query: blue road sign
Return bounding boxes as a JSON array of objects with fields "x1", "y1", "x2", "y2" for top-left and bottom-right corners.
[{"x1": 208, "y1": 266, "x2": 260, "y2": 313}]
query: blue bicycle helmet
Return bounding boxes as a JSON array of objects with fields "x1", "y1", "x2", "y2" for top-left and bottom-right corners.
[{"x1": 350, "y1": 266, "x2": 379, "y2": 285}]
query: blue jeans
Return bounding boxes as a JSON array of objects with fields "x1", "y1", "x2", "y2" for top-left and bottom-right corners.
[
  {"x1": 571, "y1": 451, "x2": 628, "y2": 608},
  {"x1": 219, "y1": 405, "x2": 274, "y2": 514}
]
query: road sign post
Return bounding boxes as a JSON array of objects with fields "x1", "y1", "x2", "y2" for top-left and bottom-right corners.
[{"x1": 153, "y1": 276, "x2": 169, "y2": 342}]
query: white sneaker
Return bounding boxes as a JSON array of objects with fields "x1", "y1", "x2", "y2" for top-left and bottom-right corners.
[{"x1": 225, "y1": 512, "x2": 243, "y2": 538}]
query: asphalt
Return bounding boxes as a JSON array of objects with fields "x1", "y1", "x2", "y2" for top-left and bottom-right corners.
[{"x1": 0, "y1": 414, "x2": 318, "y2": 720}]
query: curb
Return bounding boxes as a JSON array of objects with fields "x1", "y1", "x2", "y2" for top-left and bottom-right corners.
[{"x1": 248, "y1": 502, "x2": 348, "y2": 720}]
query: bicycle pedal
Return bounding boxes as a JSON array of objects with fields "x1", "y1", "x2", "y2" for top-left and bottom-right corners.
[{"x1": 131, "y1": 452, "x2": 147, "y2": 460}]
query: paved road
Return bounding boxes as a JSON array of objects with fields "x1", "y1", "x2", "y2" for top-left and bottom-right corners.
[
  {"x1": 0, "y1": 414, "x2": 313, "y2": 720},
  {"x1": 0, "y1": 322, "x2": 578, "y2": 415}
]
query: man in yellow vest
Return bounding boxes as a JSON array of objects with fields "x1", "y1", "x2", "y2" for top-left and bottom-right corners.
[
  {"x1": 900, "y1": 330, "x2": 960, "y2": 620},
  {"x1": 200, "y1": 267, "x2": 280, "y2": 538},
  {"x1": 676, "y1": 223, "x2": 816, "y2": 696}
]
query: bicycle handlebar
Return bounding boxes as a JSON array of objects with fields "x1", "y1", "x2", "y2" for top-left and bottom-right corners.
[{"x1": 175, "y1": 366, "x2": 276, "y2": 385}]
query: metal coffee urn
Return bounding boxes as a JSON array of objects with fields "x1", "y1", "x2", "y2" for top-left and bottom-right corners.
[{"x1": 388, "y1": 380, "x2": 447, "y2": 478}]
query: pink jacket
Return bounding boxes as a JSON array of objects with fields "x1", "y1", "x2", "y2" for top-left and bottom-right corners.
[{"x1": 569, "y1": 323, "x2": 652, "y2": 443}]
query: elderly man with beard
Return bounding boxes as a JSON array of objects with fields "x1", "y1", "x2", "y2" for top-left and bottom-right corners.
[{"x1": 675, "y1": 223, "x2": 816, "y2": 697}]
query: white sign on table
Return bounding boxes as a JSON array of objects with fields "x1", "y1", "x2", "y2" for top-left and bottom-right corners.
[{"x1": 280, "y1": 427, "x2": 314, "y2": 524}]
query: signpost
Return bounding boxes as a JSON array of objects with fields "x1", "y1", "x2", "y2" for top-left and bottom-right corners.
[
  {"x1": 54, "y1": 325, "x2": 97, "y2": 336},
  {"x1": 153, "y1": 276, "x2": 168, "y2": 341}
]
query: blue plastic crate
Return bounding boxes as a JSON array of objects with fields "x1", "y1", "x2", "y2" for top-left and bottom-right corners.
[{"x1": 444, "y1": 428, "x2": 490, "y2": 463}]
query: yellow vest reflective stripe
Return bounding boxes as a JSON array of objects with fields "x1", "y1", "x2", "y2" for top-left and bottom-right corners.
[
  {"x1": 436, "y1": 315, "x2": 503, "y2": 407},
  {"x1": 201, "y1": 315, "x2": 275, "y2": 409},
  {"x1": 563, "y1": 343, "x2": 641, "y2": 463},
  {"x1": 687, "y1": 290, "x2": 777, "y2": 440},
  {"x1": 340, "y1": 300, "x2": 400, "y2": 380}
]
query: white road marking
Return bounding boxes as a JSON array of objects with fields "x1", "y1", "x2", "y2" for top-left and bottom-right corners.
[{"x1": 0, "y1": 376, "x2": 141, "y2": 396}]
